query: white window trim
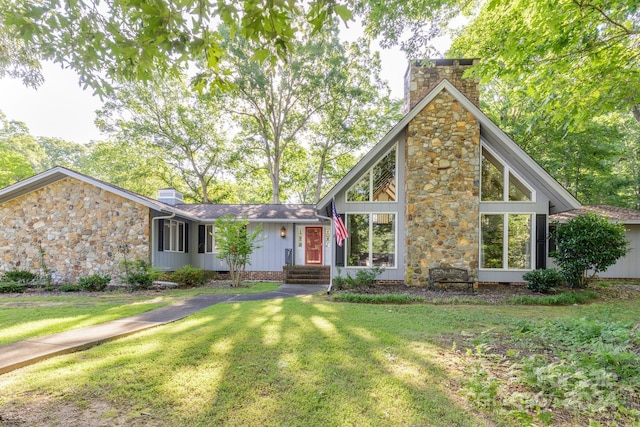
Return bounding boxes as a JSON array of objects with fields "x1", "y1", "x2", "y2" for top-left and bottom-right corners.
[
  {"x1": 344, "y1": 211, "x2": 398, "y2": 269},
  {"x1": 481, "y1": 145, "x2": 536, "y2": 203},
  {"x1": 164, "y1": 219, "x2": 186, "y2": 253},
  {"x1": 479, "y1": 212, "x2": 535, "y2": 271},
  {"x1": 346, "y1": 145, "x2": 397, "y2": 203}
]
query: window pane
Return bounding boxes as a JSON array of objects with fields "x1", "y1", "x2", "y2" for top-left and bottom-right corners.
[
  {"x1": 509, "y1": 172, "x2": 532, "y2": 201},
  {"x1": 481, "y1": 149, "x2": 504, "y2": 201},
  {"x1": 508, "y1": 214, "x2": 531, "y2": 269},
  {"x1": 347, "y1": 173, "x2": 370, "y2": 202},
  {"x1": 481, "y1": 214, "x2": 503, "y2": 268},
  {"x1": 206, "y1": 224, "x2": 213, "y2": 253},
  {"x1": 372, "y1": 214, "x2": 395, "y2": 267},
  {"x1": 373, "y1": 149, "x2": 396, "y2": 202},
  {"x1": 171, "y1": 221, "x2": 178, "y2": 251},
  {"x1": 164, "y1": 222, "x2": 171, "y2": 252},
  {"x1": 347, "y1": 214, "x2": 369, "y2": 266}
]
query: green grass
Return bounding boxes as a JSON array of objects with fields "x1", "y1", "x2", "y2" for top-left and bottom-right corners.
[
  {"x1": 331, "y1": 293, "x2": 427, "y2": 304},
  {"x1": 506, "y1": 289, "x2": 599, "y2": 305},
  {"x1": 1, "y1": 287, "x2": 638, "y2": 426},
  {"x1": 0, "y1": 282, "x2": 281, "y2": 346}
]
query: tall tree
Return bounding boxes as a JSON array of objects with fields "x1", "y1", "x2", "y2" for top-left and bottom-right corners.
[
  {"x1": 96, "y1": 76, "x2": 232, "y2": 203},
  {"x1": 449, "y1": 0, "x2": 640, "y2": 127},
  {"x1": 220, "y1": 23, "x2": 400, "y2": 203},
  {"x1": 81, "y1": 139, "x2": 172, "y2": 199}
]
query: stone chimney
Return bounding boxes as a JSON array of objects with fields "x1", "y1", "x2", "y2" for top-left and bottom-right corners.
[
  {"x1": 404, "y1": 58, "x2": 480, "y2": 112},
  {"x1": 403, "y1": 58, "x2": 481, "y2": 286},
  {"x1": 158, "y1": 188, "x2": 183, "y2": 206}
]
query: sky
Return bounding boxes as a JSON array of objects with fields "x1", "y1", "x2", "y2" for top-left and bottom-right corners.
[{"x1": 0, "y1": 25, "x2": 451, "y2": 146}]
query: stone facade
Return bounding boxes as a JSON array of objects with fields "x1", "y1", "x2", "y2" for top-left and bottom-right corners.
[
  {"x1": 404, "y1": 60, "x2": 481, "y2": 286},
  {"x1": 0, "y1": 177, "x2": 150, "y2": 284},
  {"x1": 404, "y1": 58, "x2": 480, "y2": 112}
]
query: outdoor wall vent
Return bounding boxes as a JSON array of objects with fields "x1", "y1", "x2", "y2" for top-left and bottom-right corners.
[{"x1": 158, "y1": 188, "x2": 184, "y2": 206}]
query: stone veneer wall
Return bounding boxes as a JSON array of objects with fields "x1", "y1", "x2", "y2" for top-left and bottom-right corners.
[
  {"x1": 404, "y1": 59, "x2": 480, "y2": 112},
  {"x1": 404, "y1": 62, "x2": 481, "y2": 286},
  {"x1": 0, "y1": 177, "x2": 150, "y2": 284}
]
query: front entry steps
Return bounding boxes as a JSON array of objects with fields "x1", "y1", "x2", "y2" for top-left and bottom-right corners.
[{"x1": 283, "y1": 266, "x2": 330, "y2": 285}]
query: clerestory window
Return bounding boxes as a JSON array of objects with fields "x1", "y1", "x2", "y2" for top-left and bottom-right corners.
[
  {"x1": 347, "y1": 147, "x2": 397, "y2": 202},
  {"x1": 481, "y1": 147, "x2": 533, "y2": 202}
]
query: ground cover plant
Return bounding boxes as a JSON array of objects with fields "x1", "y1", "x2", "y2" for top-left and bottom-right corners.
[{"x1": 0, "y1": 285, "x2": 638, "y2": 426}]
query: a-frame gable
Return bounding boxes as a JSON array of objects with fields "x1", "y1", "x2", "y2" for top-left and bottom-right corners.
[{"x1": 317, "y1": 78, "x2": 580, "y2": 214}]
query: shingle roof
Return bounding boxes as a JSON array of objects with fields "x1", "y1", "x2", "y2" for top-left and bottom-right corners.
[
  {"x1": 550, "y1": 205, "x2": 640, "y2": 224},
  {"x1": 173, "y1": 204, "x2": 319, "y2": 222}
]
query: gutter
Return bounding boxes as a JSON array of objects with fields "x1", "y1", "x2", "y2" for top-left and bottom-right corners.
[
  {"x1": 314, "y1": 210, "x2": 334, "y2": 294},
  {"x1": 151, "y1": 211, "x2": 176, "y2": 267}
]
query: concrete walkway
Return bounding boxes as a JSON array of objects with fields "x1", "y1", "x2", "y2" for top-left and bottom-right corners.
[{"x1": 0, "y1": 284, "x2": 328, "y2": 375}]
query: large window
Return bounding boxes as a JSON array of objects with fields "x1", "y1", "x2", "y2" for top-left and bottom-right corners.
[
  {"x1": 347, "y1": 147, "x2": 396, "y2": 202},
  {"x1": 481, "y1": 148, "x2": 533, "y2": 202},
  {"x1": 346, "y1": 213, "x2": 396, "y2": 267},
  {"x1": 163, "y1": 219, "x2": 186, "y2": 253},
  {"x1": 480, "y1": 214, "x2": 532, "y2": 270}
]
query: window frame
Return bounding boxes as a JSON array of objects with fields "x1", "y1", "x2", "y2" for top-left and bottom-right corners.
[
  {"x1": 346, "y1": 146, "x2": 397, "y2": 203},
  {"x1": 481, "y1": 145, "x2": 535, "y2": 203},
  {"x1": 163, "y1": 219, "x2": 187, "y2": 253},
  {"x1": 479, "y1": 212, "x2": 534, "y2": 271},
  {"x1": 344, "y1": 212, "x2": 397, "y2": 269}
]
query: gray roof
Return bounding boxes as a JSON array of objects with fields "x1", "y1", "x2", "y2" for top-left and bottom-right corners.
[
  {"x1": 174, "y1": 204, "x2": 319, "y2": 222},
  {"x1": 0, "y1": 167, "x2": 320, "y2": 223}
]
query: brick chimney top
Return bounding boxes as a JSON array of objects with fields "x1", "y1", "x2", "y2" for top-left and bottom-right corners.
[{"x1": 404, "y1": 58, "x2": 480, "y2": 112}]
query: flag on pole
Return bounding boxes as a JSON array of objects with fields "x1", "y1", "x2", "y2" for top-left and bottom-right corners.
[{"x1": 332, "y1": 200, "x2": 349, "y2": 247}]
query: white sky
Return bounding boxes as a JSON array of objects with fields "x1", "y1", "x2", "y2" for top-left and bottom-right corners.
[{"x1": 0, "y1": 25, "x2": 452, "y2": 145}]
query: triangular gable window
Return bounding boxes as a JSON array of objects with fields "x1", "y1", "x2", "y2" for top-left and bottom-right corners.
[
  {"x1": 347, "y1": 146, "x2": 396, "y2": 202},
  {"x1": 481, "y1": 147, "x2": 533, "y2": 202}
]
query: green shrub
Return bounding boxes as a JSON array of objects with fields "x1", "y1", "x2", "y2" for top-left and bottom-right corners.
[
  {"x1": 77, "y1": 273, "x2": 111, "y2": 291},
  {"x1": 550, "y1": 214, "x2": 629, "y2": 288},
  {"x1": 2, "y1": 270, "x2": 38, "y2": 284},
  {"x1": 0, "y1": 282, "x2": 26, "y2": 293},
  {"x1": 122, "y1": 260, "x2": 161, "y2": 290},
  {"x1": 168, "y1": 265, "x2": 205, "y2": 287},
  {"x1": 523, "y1": 268, "x2": 563, "y2": 293},
  {"x1": 332, "y1": 267, "x2": 384, "y2": 290},
  {"x1": 58, "y1": 284, "x2": 81, "y2": 292}
]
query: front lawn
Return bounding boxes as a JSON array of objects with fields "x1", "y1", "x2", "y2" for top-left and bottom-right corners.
[
  {"x1": 0, "y1": 282, "x2": 281, "y2": 346},
  {"x1": 1, "y1": 287, "x2": 639, "y2": 426}
]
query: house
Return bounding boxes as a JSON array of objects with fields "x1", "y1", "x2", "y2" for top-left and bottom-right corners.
[
  {"x1": 0, "y1": 168, "x2": 326, "y2": 284},
  {"x1": 1, "y1": 58, "x2": 639, "y2": 285}
]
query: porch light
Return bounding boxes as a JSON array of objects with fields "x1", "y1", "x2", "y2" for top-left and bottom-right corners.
[{"x1": 280, "y1": 226, "x2": 287, "y2": 238}]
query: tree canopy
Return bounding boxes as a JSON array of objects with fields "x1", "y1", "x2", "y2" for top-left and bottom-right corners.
[{"x1": 450, "y1": 0, "x2": 640, "y2": 127}]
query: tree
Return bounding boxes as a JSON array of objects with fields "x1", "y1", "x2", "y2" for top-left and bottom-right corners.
[
  {"x1": 550, "y1": 213, "x2": 629, "y2": 288},
  {"x1": 1, "y1": 0, "x2": 353, "y2": 95},
  {"x1": 221, "y1": 22, "x2": 399, "y2": 203},
  {"x1": 96, "y1": 75, "x2": 232, "y2": 203},
  {"x1": 0, "y1": 23, "x2": 43, "y2": 87},
  {"x1": 81, "y1": 139, "x2": 172, "y2": 199},
  {"x1": 214, "y1": 216, "x2": 263, "y2": 287},
  {"x1": 449, "y1": 0, "x2": 640, "y2": 127}
]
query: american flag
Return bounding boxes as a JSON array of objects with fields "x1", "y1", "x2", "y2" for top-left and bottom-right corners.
[{"x1": 332, "y1": 201, "x2": 349, "y2": 247}]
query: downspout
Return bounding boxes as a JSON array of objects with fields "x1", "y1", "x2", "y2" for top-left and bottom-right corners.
[
  {"x1": 315, "y1": 211, "x2": 334, "y2": 294},
  {"x1": 151, "y1": 211, "x2": 176, "y2": 267}
]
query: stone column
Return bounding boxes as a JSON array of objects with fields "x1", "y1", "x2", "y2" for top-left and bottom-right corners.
[{"x1": 404, "y1": 61, "x2": 481, "y2": 286}]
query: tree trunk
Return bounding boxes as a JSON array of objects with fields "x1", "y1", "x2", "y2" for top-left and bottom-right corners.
[
  {"x1": 314, "y1": 151, "x2": 327, "y2": 204},
  {"x1": 633, "y1": 105, "x2": 640, "y2": 125}
]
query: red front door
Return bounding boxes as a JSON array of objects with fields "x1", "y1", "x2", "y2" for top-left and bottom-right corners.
[{"x1": 305, "y1": 227, "x2": 323, "y2": 265}]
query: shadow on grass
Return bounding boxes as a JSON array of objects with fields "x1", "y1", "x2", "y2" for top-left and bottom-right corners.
[{"x1": 0, "y1": 296, "x2": 496, "y2": 426}]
